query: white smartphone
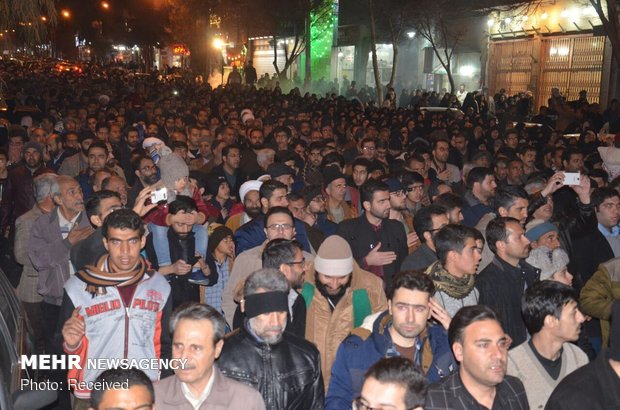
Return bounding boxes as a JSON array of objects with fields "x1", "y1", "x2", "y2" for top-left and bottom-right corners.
[
  {"x1": 563, "y1": 172, "x2": 581, "y2": 186},
  {"x1": 150, "y1": 187, "x2": 168, "y2": 203}
]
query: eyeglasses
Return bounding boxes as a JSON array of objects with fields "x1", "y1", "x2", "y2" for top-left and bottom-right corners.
[
  {"x1": 407, "y1": 185, "x2": 424, "y2": 192},
  {"x1": 267, "y1": 223, "x2": 294, "y2": 232},
  {"x1": 286, "y1": 258, "x2": 306, "y2": 267}
]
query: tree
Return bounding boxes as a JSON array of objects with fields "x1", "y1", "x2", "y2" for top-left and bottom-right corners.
[
  {"x1": 0, "y1": 0, "x2": 57, "y2": 45},
  {"x1": 410, "y1": 0, "x2": 469, "y2": 94},
  {"x1": 368, "y1": 0, "x2": 411, "y2": 104}
]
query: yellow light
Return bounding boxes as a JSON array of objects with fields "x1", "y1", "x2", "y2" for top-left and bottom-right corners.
[
  {"x1": 541, "y1": 12, "x2": 548, "y2": 20},
  {"x1": 41, "y1": 16, "x2": 47, "y2": 22},
  {"x1": 212, "y1": 38, "x2": 224, "y2": 50},
  {"x1": 101, "y1": 1, "x2": 110, "y2": 9},
  {"x1": 61, "y1": 9, "x2": 70, "y2": 18}
]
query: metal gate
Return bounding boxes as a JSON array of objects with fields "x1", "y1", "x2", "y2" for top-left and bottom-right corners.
[
  {"x1": 488, "y1": 39, "x2": 535, "y2": 97},
  {"x1": 538, "y1": 36, "x2": 605, "y2": 108}
]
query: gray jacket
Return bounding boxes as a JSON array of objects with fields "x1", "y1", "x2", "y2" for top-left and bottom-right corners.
[
  {"x1": 29, "y1": 207, "x2": 90, "y2": 306},
  {"x1": 154, "y1": 367, "x2": 266, "y2": 410}
]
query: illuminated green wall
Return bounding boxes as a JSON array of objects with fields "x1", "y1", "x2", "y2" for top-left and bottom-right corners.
[{"x1": 310, "y1": 0, "x2": 337, "y2": 81}]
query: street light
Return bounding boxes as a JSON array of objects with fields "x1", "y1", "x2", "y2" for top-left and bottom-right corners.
[
  {"x1": 101, "y1": 1, "x2": 110, "y2": 10},
  {"x1": 212, "y1": 37, "x2": 226, "y2": 86},
  {"x1": 61, "y1": 9, "x2": 71, "y2": 19}
]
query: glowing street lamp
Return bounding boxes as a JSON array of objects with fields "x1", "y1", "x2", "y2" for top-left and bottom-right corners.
[
  {"x1": 212, "y1": 37, "x2": 224, "y2": 50},
  {"x1": 61, "y1": 9, "x2": 71, "y2": 19},
  {"x1": 101, "y1": 2, "x2": 110, "y2": 10}
]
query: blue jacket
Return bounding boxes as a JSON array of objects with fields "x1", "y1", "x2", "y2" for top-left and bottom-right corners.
[
  {"x1": 325, "y1": 311, "x2": 456, "y2": 410},
  {"x1": 234, "y1": 215, "x2": 311, "y2": 254}
]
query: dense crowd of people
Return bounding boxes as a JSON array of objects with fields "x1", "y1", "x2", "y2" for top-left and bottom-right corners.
[{"x1": 5, "y1": 57, "x2": 620, "y2": 410}]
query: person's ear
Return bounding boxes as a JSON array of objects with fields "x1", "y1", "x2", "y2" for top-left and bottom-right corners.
[
  {"x1": 140, "y1": 235, "x2": 146, "y2": 250},
  {"x1": 495, "y1": 240, "x2": 506, "y2": 252},
  {"x1": 497, "y1": 207, "x2": 508, "y2": 217},
  {"x1": 388, "y1": 300, "x2": 393, "y2": 316},
  {"x1": 362, "y1": 200, "x2": 371, "y2": 213},
  {"x1": 165, "y1": 214, "x2": 174, "y2": 227},
  {"x1": 452, "y1": 342, "x2": 464, "y2": 362},
  {"x1": 544, "y1": 314, "x2": 558, "y2": 329},
  {"x1": 52, "y1": 194, "x2": 62, "y2": 207},
  {"x1": 90, "y1": 214, "x2": 102, "y2": 228},
  {"x1": 214, "y1": 339, "x2": 224, "y2": 359},
  {"x1": 423, "y1": 231, "x2": 433, "y2": 244},
  {"x1": 260, "y1": 197, "x2": 269, "y2": 209}
]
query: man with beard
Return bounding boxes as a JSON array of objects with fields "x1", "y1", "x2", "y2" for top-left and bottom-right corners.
[
  {"x1": 401, "y1": 205, "x2": 449, "y2": 271},
  {"x1": 431, "y1": 138, "x2": 461, "y2": 185},
  {"x1": 303, "y1": 142, "x2": 323, "y2": 185},
  {"x1": 425, "y1": 305, "x2": 528, "y2": 410},
  {"x1": 76, "y1": 141, "x2": 110, "y2": 201},
  {"x1": 218, "y1": 268, "x2": 324, "y2": 410},
  {"x1": 226, "y1": 180, "x2": 262, "y2": 233},
  {"x1": 462, "y1": 167, "x2": 498, "y2": 227},
  {"x1": 154, "y1": 303, "x2": 266, "y2": 410},
  {"x1": 324, "y1": 165, "x2": 357, "y2": 223},
  {"x1": 0, "y1": 141, "x2": 54, "y2": 236},
  {"x1": 46, "y1": 133, "x2": 72, "y2": 171},
  {"x1": 302, "y1": 185, "x2": 338, "y2": 236},
  {"x1": 128, "y1": 155, "x2": 159, "y2": 207},
  {"x1": 145, "y1": 196, "x2": 217, "y2": 309},
  {"x1": 337, "y1": 179, "x2": 408, "y2": 287},
  {"x1": 326, "y1": 271, "x2": 456, "y2": 409},
  {"x1": 255, "y1": 238, "x2": 308, "y2": 337},
  {"x1": 477, "y1": 217, "x2": 540, "y2": 347},
  {"x1": 59, "y1": 130, "x2": 95, "y2": 177},
  {"x1": 302, "y1": 235, "x2": 387, "y2": 387},
  {"x1": 385, "y1": 177, "x2": 420, "y2": 254},
  {"x1": 240, "y1": 127, "x2": 264, "y2": 177},
  {"x1": 189, "y1": 136, "x2": 215, "y2": 173}
]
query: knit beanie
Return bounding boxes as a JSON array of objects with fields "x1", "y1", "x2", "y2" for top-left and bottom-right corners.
[
  {"x1": 158, "y1": 152, "x2": 189, "y2": 202},
  {"x1": 322, "y1": 165, "x2": 345, "y2": 187},
  {"x1": 208, "y1": 225, "x2": 234, "y2": 254},
  {"x1": 525, "y1": 246, "x2": 569, "y2": 280},
  {"x1": 239, "y1": 180, "x2": 263, "y2": 203},
  {"x1": 314, "y1": 235, "x2": 354, "y2": 277}
]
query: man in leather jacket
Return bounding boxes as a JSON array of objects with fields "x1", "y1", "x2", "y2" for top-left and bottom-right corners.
[{"x1": 217, "y1": 268, "x2": 324, "y2": 409}]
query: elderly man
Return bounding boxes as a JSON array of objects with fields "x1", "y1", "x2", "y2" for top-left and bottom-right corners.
[
  {"x1": 154, "y1": 303, "x2": 265, "y2": 410},
  {"x1": 29, "y1": 175, "x2": 93, "y2": 353},
  {"x1": 302, "y1": 235, "x2": 387, "y2": 387},
  {"x1": 218, "y1": 268, "x2": 324, "y2": 409},
  {"x1": 14, "y1": 173, "x2": 58, "y2": 352}
]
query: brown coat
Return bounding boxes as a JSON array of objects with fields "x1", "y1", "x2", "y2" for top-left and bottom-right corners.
[
  {"x1": 326, "y1": 200, "x2": 358, "y2": 223},
  {"x1": 304, "y1": 261, "x2": 387, "y2": 388},
  {"x1": 154, "y1": 367, "x2": 266, "y2": 410}
]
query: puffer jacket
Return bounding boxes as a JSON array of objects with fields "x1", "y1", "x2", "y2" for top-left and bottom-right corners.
[
  {"x1": 580, "y1": 257, "x2": 620, "y2": 347},
  {"x1": 217, "y1": 324, "x2": 324, "y2": 410},
  {"x1": 326, "y1": 311, "x2": 457, "y2": 410},
  {"x1": 303, "y1": 261, "x2": 387, "y2": 388}
]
